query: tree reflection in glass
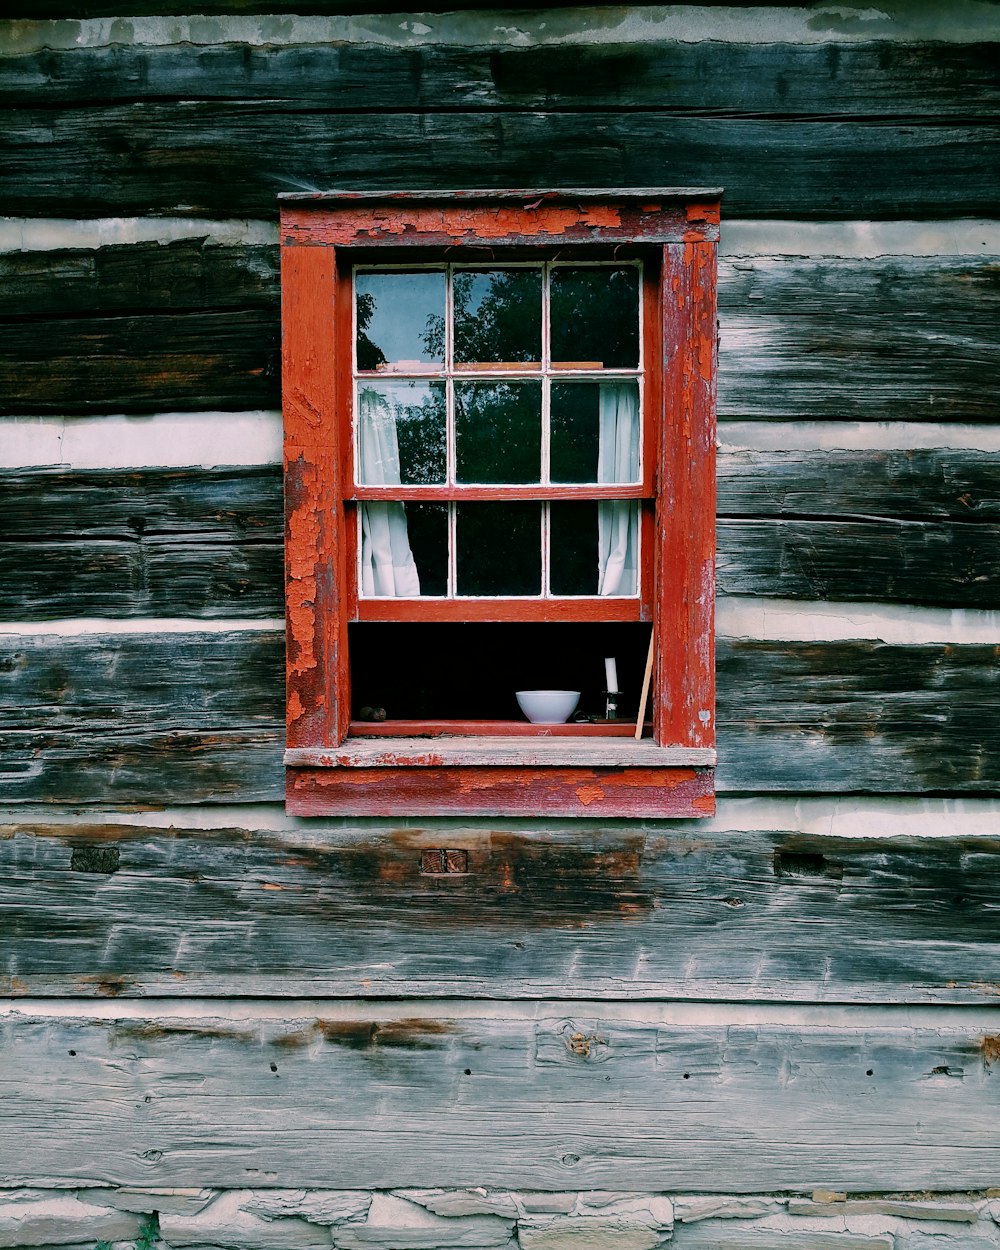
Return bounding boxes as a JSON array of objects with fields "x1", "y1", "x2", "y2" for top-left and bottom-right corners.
[
  {"x1": 454, "y1": 269, "x2": 542, "y2": 366},
  {"x1": 455, "y1": 381, "x2": 541, "y2": 484},
  {"x1": 356, "y1": 381, "x2": 446, "y2": 485},
  {"x1": 356, "y1": 271, "x2": 445, "y2": 370},
  {"x1": 550, "y1": 267, "x2": 640, "y2": 369}
]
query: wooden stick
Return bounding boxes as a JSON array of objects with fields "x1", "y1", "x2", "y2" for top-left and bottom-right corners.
[{"x1": 635, "y1": 628, "x2": 655, "y2": 740}]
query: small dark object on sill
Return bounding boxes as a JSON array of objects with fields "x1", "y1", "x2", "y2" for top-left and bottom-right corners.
[{"x1": 358, "y1": 705, "x2": 387, "y2": 722}]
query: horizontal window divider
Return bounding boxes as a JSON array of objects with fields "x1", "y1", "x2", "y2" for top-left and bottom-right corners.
[
  {"x1": 350, "y1": 484, "x2": 650, "y2": 501},
  {"x1": 348, "y1": 720, "x2": 650, "y2": 738},
  {"x1": 356, "y1": 598, "x2": 647, "y2": 622},
  {"x1": 286, "y1": 739, "x2": 717, "y2": 770}
]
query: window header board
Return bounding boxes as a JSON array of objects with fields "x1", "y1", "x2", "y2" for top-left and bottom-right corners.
[
  {"x1": 280, "y1": 189, "x2": 721, "y2": 249},
  {"x1": 281, "y1": 190, "x2": 719, "y2": 818}
]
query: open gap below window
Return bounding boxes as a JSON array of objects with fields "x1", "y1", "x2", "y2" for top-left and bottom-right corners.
[{"x1": 349, "y1": 621, "x2": 651, "y2": 728}]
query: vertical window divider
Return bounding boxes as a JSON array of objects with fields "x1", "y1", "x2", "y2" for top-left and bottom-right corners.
[
  {"x1": 445, "y1": 266, "x2": 457, "y2": 598},
  {"x1": 541, "y1": 264, "x2": 551, "y2": 596}
]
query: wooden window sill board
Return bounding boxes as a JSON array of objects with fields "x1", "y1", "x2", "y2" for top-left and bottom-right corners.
[{"x1": 285, "y1": 738, "x2": 717, "y2": 769}]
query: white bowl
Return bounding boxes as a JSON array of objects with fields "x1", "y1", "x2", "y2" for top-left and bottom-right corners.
[{"x1": 516, "y1": 689, "x2": 580, "y2": 724}]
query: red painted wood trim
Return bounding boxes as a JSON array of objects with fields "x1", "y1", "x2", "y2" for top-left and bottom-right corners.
[
  {"x1": 283, "y1": 241, "x2": 347, "y2": 747},
  {"x1": 281, "y1": 192, "x2": 719, "y2": 815},
  {"x1": 350, "y1": 484, "x2": 650, "y2": 501},
  {"x1": 287, "y1": 764, "x2": 715, "y2": 818},
  {"x1": 349, "y1": 720, "x2": 652, "y2": 738},
  {"x1": 281, "y1": 199, "x2": 720, "y2": 250},
  {"x1": 656, "y1": 240, "x2": 718, "y2": 749},
  {"x1": 355, "y1": 597, "x2": 645, "y2": 623}
]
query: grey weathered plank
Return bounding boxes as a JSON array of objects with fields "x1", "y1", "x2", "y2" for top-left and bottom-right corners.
[
  {"x1": 3, "y1": 452, "x2": 998, "y2": 618},
  {"x1": 718, "y1": 256, "x2": 1000, "y2": 420},
  {"x1": 4, "y1": 250, "x2": 998, "y2": 419},
  {"x1": 2, "y1": 818, "x2": 999, "y2": 1003},
  {"x1": 3, "y1": 106, "x2": 998, "y2": 218},
  {"x1": 2, "y1": 40, "x2": 997, "y2": 116},
  {"x1": 1, "y1": 631, "x2": 998, "y2": 801},
  {"x1": 0, "y1": 1008, "x2": 997, "y2": 1190}
]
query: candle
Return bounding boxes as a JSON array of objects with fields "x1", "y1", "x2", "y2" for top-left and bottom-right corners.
[{"x1": 605, "y1": 657, "x2": 619, "y2": 693}]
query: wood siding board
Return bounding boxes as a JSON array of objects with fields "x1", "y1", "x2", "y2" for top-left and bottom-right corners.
[
  {"x1": 0, "y1": 241, "x2": 280, "y2": 318},
  {"x1": 2, "y1": 41, "x2": 998, "y2": 116},
  {"x1": 3, "y1": 251, "x2": 997, "y2": 420},
  {"x1": 0, "y1": 309, "x2": 280, "y2": 415},
  {"x1": 716, "y1": 518, "x2": 1000, "y2": 608},
  {"x1": 3, "y1": 108, "x2": 999, "y2": 218},
  {"x1": 2, "y1": 632, "x2": 999, "y2": 801},
  {"x1": 2, "y1": 452, "x2": 998, "y2": 618},
  {"x1": 2, "y1": 821, "x2": 1000, "y2": 1002},
  {"x1": 0, "y1": 1010, "x2": 998, "y2": 1190}
]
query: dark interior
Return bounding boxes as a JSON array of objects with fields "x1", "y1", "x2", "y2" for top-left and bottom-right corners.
[{"x1": 349, "y1": 622, "x2": 652, "y2": 722}]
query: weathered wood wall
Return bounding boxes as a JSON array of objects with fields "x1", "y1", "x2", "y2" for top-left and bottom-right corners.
[{"x1": 1, "y1": 1, "x2": 999, "y2": 1212}]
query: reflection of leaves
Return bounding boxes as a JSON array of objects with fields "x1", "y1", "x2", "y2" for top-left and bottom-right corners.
[
  {"x1": 454, "y1": 270, "x2": 541, "y2": 364},
  {"x1": 551, "y1": 267, "x2": 639, "y2": 367},
  {"x1": 367, "y1": 383, "x2": 445, "y2": 485},
  {"x1": 356, "y1": 291, "x2": 386, "y2": 370},
  {"x1": 422, "y1": 313, "x2": 445, "y2": 361}
]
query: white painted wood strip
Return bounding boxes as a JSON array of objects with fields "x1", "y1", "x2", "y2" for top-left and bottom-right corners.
[
  {"x1": 0, "y1": 619, "x2": 285, "y2": 636},
  {"x1": 719, "y1": 420, "x2": 1000, "y2": 453},
  {"x1": 0, "y1": 217, "x2": 277, "y2": 253},
  {"x1": 4, "y1": 216, "x2": 999, "y2": 257},
  {"x1": 5, "y1": 411, "x2": 1000, "y2": 470},
  {"x1": 3, "y1": 794, "x2": 998, "y2": 840},
  {"x1": 717, "y1": 598, "x2": 1000, "y2": 644},
  {"x1": 284, "y1": 739, "x2": 716, "y2": 769},
  {"x1": 5, "y1": 6, "x2": 998, "y2": 53},
  {"x1": 5, "y1": 602, "x2": 999, "y2": 644},
  {"x1": 0, "y1": 411, "x2": 283, "y2": 470}
]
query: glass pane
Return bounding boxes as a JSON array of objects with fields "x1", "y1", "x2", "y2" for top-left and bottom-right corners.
[
  {"x1": 404, "y1": 503, "x2": 448, "y2": 597},
  {"x1": 454, "y1": 268, "x2": 542, "y2": 366},
  {"x1": 455, "y1": 381, "x2": 541, "y2": 484},
  {"x1": 550, "y1": 266, "x2": 640, "y2": 369},
  {"x1": 456, "y1": 503, "x2": 541, "y2": 596},
  {"x1": 551, "y1": 381, "x2": 640, "y2": 484},
  {"x1": 356, "y1": 381, "x2": 446, "y2": 486},
  {"x1": 549, "y1": 501, "x2": 600, "y2": 596},
  {"x1": 355, "y1": 270, "x2": 445, "y2": 371}
]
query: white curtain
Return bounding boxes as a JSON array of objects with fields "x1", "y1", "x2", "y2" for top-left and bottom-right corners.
[
  {"x1": 357, "y1": 387, "x2": 421, "y2": 597},
  {"x1": 597, "y1": 382, "x2": 639, "y2": 596}
]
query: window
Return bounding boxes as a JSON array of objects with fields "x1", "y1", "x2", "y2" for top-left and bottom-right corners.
[{"x1": 281, "y1": 190, "x2": 719, "y2": 818}]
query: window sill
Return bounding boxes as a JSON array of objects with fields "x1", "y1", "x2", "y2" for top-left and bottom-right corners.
[
  {"x1": 285, "y1": 738, "x2": 716, "y2": 769},
  {"x1": 285, "y1": 737, "x2": 715, "y2": 818}
]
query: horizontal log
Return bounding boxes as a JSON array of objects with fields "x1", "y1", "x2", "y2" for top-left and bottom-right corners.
[
  {"x1": 0, "y1": 1007, "x2": 998, "y2": 1190},
  {"x1": 3, "y1": 107, "x2": 998, "y2": 218},
  {"x1": 1, "y1": 631, "x2": 998, "y2": 801},
  {"x1": 2, "y1": 817, "x2": 999, "y2": 1002},
  {"x1": 3, "y1": 250, "x2": 997, "y2": 419},
  {"x1": 3, "y1": 452, "x2": 998, "y2": 618},
  {"x1": 718, "y1": 256, "x2": 1000, "y2": 420},
  {"x1": 0, "y1": 309, "x2": 279, "y2": 415},
  {"x1": 0, "y1": 240, "x2": 279, "y2": 318},
  {"x1": 2, "y1": 39, "x2": 997, "y2": 116}
]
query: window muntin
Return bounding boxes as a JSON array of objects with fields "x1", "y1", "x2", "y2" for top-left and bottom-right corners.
[{"x1": 353, "y1": 261, "x2": 644, "y2": 603}]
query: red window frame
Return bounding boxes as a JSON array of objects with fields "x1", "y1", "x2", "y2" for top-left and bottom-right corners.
[{"x1": 281, "y1": 190, "x2": 720, "y2": 818}]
